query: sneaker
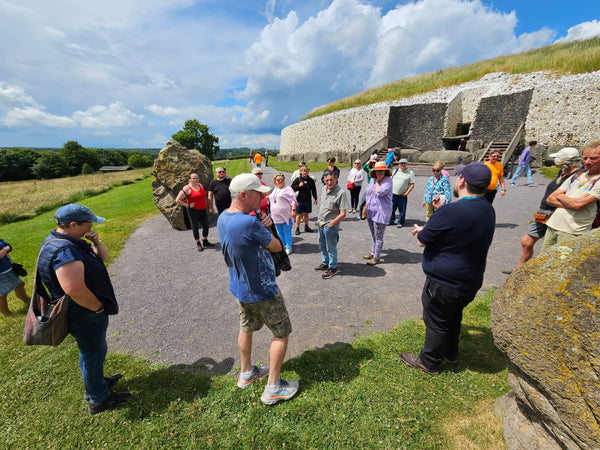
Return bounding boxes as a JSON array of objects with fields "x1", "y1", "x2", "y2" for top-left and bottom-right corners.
[
  {"x1": 400, "y1": 351, "x2": 439, "y2": 375},
  {"x1": 295, "y1": 228, "x2": 301, "y2": 236},
  {"x1": 322, "y1": 268, "x2": 339, "y2": 279},
  {"x1": 88, "y1": 392, "x2": 131, "y2": 414},
  {"x1": 84, "y1": 374, "x2": 122, "y2": 401},
  {"x1": 202, "y1": 240, "x2": 215, "y2": 247},
  {"x1": 197, "y1": 243, "x2": 204, "y2": 252},
  {"x1": 397, "y1": 224, "x2": 403, "y2": 228},
  {"x1": 527, "y1": 183, "x2": 536, "y2": 187},
  {"x1": 304, "y1": 225, "x2": 314, "y2": 233},
  {"x1": 366, "y1": 259, "x2": 380, "y2": 265},
  {"x1": 261, "y1": 379, "x2": 299, "y2": 405},
  {"x1": 363, "y1": 254, "x2": 373, "y2": 260},
  {"x1": 388, "y1": 222, "x2": 395, "y2": 226},
  {"x1": 285, "y1": 247, "x2": 292, "y2": 255},
  {"x1": 510, "y1": 182, "x2": 517, "y2": 186},
  {"x1": 314, "y1": 263, "x2": 328, "y2": 271},
  {"x1": 237, "y1": 365, "x2": 269, "y2": 389}
]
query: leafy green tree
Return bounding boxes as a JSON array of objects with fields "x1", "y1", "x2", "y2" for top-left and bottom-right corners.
[
  {"x1": 31, "y1": 151, "x2": 69, "y2": 179},
  {"x1": 172, "y1": 119, "x2": 219, "y2": 160},
  {"x1": 0, "y1": 148, "x2": 39, "y2": 181},
  {"x1": 94, "y1": 148, "x2": 129, "y2": 166},
  {"x1": 127, "y1": 153, "x2": 154, "y2": 168},
  {"x1": 60, "y1": 141, "x2": 102, "y2": 175},
  {"x1": 81, "y1": 162, "x2": 96, "y2": 174}
]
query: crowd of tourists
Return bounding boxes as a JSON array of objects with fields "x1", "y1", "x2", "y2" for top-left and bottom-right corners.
[{"x1": 4, "y1": 141, "x2": 598, "y2": 414}]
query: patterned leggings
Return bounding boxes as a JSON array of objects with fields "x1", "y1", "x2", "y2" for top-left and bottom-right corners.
[{"x1": 368, "y1": 219, "x2": 387, "y2": 260}]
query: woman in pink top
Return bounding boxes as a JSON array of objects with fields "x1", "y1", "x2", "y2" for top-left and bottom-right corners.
[{"x1": 269, "y1": 173, "x2": 297, "y2": 255}]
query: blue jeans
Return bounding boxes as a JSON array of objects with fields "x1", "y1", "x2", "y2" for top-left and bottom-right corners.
[
  {"x1": 275, "y1": 220, "x2": 293, "y2": 249},
  {"x1": 318, "y1": 225, "x2": 339, "y2": 269},
  {"x1": 511, "y1": 164, "x2": 532, "y2": 184},
  {"x1": 68, "y1": 302, "x2": 110, "y2": 404},
  {"x1": 390, "y1": 194, "x2": 408, "y2": 225}
]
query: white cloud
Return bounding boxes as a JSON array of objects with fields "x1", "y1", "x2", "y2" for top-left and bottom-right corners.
[
  {"x1": 1, "y1": 107, "x2": 76, "y2": 127},
  {"x1": 555, "y1": 20, "x2": 600, "y2": 43},
  {"x1": 515, "y1": 28, "x2": 556, "y2": 53},
  {"x1": 72, "y1": 102, "x2": 145, "y2": 128},
  {"x1": 0, "y1": 81, "x2": 40, "y2": 109}
]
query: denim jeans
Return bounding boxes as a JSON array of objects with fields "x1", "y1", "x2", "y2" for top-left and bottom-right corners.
[
  {"x1": 390, "y1": 194, "x2": 408, "y2": 225},
  {"x1": 318, "y1": 225, "x2": 339, "y2": 269},
  {"x1": 68, "y1": 302, "x2": 110, "y2": 404},
  {"x1": 511, "y1": 164, "x2": 532, "y2": 184}
]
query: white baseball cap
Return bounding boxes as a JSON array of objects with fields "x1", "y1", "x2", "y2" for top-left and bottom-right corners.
[{"x1": 229, "y1": 173, "x2": 271, "y2": 194}]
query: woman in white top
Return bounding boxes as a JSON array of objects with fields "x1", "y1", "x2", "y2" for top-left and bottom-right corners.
[
  {"x1": 347, "y1": 159, "x2": 365, "y2": 213},
  {"x1": 269, "y1": 173, "x2": 297, "y2": 254}
]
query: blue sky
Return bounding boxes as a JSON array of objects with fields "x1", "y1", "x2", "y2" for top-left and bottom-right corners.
[{"x1": 0, "y1": 0, "x2": 599, "y2": 150}]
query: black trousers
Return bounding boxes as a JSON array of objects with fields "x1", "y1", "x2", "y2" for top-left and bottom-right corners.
[
  {"x1": 187, "y1": 208, "x2": 209, "y2": 241},
  {"x1": 419, "y1": 277, "x2": 478, "y2": 370}
]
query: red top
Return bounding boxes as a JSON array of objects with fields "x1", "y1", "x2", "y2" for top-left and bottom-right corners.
[{"x1": 185, "y1": 184, "x2": 207, "y2": 209}]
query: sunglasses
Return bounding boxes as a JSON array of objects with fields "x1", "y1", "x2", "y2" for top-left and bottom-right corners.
[{"x1": 432, "y1": 169, "x2": 441, "y2": 172}]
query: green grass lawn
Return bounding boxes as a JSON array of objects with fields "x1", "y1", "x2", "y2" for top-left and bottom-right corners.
[{"x1": 0, "y1": 174, "x2": 509, "y2": 448}]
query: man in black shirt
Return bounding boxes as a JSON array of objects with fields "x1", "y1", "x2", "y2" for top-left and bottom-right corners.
[
  {"x1": 208, "y1": 166, "x2": 232, "y2": 214},
  {"x1": 402, "y1": 162, "x2": 495, "y2": 375}
]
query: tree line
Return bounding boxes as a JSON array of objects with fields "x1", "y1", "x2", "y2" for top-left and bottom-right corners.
[{"x1": 0, "y1": 141, "x2": 156, "y2": 181}]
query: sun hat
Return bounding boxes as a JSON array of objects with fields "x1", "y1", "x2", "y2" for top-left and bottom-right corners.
[
  {"x1": 229, "y1": 173, "x2": 271, "y2": 194},
  {"x1": 371, "y1": 161, "x2": 392, "y2": 176},
  {"x1": 55, "y1": 204, "x2": 105, "y2": 223},
  {"x1": 454, "y1": 162, "x2": 491, "y2": 189},
  {"x1": 548, "y1": 147, "x2": 580, "y2": 159}
]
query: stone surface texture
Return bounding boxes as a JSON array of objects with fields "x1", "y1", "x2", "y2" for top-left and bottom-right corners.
[
  {"x1": 280, "y1": 71, "x2": 600, "y2": 162},
  {"x1": 491, "y1": 229, "x2": 600, "y2": 449},
  {"x1": 152, "y1": 140, "x2": 213, "y2": 230}
]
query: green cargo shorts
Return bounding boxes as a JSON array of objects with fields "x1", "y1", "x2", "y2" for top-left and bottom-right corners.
[{"x1": 237, "y1": 290, "x2": 292, "y2": 339}]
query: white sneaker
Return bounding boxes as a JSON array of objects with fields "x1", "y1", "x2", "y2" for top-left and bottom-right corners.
[{"x1": 285, "y1": 247, "x2": 292, "y2": 255}]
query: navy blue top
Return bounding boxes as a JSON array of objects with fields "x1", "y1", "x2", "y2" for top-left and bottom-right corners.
[
  {"x1": 38, "y1": 230, "x2": 118, "y2": 314},
  {"x1": 417, "y1": 197, "x2": 495, "y2": 291},
  {"x1": 217, "y1": 211, "x2": 278, "y2": 303},
  {"x1": 0, "y1": 239, "x2": 13, "y2": 273}
]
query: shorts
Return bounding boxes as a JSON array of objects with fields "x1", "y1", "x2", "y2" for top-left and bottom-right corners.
[
  {"x1": 526, "y1": 221, "x2": 547, "y2": 239},
  {"x1": 0, "y1": 269, "x2": 23, "y2": 296},
  {"x1": 237, "y1": 290, "x2": 292, "y2": 339},
  {"x1": 295, "y1": 200, "x2": 312, "y2": 214}
]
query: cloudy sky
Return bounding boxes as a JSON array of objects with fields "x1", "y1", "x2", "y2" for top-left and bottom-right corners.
[{"x1": 1, "y1": 0, "x2": 599, "y2": 150}]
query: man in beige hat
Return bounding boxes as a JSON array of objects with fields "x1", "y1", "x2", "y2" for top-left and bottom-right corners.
[
  {"x1": 541, "y1": 141, "x2": 600, "y2": 251},
  {"x1": 217, "y1": 174, "x2": 299, "y2": 405}
]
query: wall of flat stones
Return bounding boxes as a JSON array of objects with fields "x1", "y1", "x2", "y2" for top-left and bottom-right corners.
[
  {"x1": 279, "y1": 71, "x2": 600, "y2": 161},
  {"x1": 387, "y1": 103, "x2": 447, "y2": 151},
  {"x1": 279, "y1": 105, "x2": 389, "y2": 161},
  {"x1": 525, "y1": 72, "x2": 600, "y2": 147},
  {"x1": 470, "y1": 90, "x2": 533, "y2": 145}
]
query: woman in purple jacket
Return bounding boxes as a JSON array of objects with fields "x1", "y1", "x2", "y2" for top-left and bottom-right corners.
[{"x1": 364, "y1": 162, "x2": 393, "y2": 265}]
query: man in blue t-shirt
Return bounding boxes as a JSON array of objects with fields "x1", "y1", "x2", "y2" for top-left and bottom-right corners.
[
  {"x1": 401, "y1": 162, "x2": 495, "y2": 375},
  {"x1": 217, "y1": 173, "x2": 299, "y2": 405}
]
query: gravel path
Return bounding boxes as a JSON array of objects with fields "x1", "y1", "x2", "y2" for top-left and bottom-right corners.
[{"x1": 107, "y1": 164, "x2": 546, "y2": 374}]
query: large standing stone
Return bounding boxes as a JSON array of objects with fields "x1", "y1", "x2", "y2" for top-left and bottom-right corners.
[
  {"x1": 491, "y1": 230, "x2": 600, "y2": 449},
  {"x1": 152, "y1": 140, "x2": 213, "y2": 230}
]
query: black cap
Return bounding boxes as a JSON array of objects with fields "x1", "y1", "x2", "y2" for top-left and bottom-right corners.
[{"x1": 454, "y1": 162, "x2": 491, "y2": 189}]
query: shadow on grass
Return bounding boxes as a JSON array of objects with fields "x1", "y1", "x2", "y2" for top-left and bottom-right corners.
[
  {"x1": 117, "y1": 358, "x2": 235, "y2": 419},
  {"x1": 451, "y1": 324, "x2": 507, "y2": 374},
  {"x1": 284, "y1": 341, "x2": 373, "y2": 388}
]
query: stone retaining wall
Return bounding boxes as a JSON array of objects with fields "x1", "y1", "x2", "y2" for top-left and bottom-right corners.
[{"x1": 280, "y1": 71, "x2": 600, "y2": 161}]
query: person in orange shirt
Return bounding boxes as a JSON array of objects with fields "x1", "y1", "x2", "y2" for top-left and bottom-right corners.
[
  {"x1": 254, "y1": 152, "x2": 263, "y2": 168},
  {"x1": 483, "y1": 150, "x2": 506, "y2": 204}
]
